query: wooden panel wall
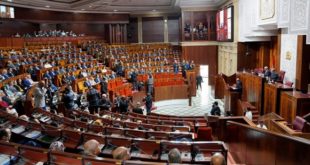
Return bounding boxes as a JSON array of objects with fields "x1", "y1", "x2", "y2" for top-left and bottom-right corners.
[
  {"x1": 57, "y1": 23, "x2": 106, "y2": 37},
  {"x1": 127, "y1": 17, "x2": 138, "y2": 43},
  {"x1": 296, "y1": 35, "x2": 310, "y2": 92},
  {"x1": 167, "y1": 16, "x2": 180, "y2": 42},
  {"x1": 237, "y1": 36, "x2": 281, "y2": 72},
  {"x1": 0, "y1": 19, "x2": 39, "y2": 37},
  {"x1": 226, "y1": 121, "x2": 310, "y2": 165},
  {"x1": 14, "y1": 7, "x2": 129, "y2": 23},
  {"x1": 237, "y1": 42, "x2": 273, "y2": 71},
  {"x1": 142, "y1": 17, "x2": 164, "y2": 43},
  {"x1": 182, "y1": 45, "x2": 218, "y2": 84}
]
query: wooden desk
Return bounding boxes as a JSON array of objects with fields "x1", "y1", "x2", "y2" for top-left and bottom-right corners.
[
  {"x1": 154, "y1": 85, "x2": 188, "y2": 101},
  {"x1": 280, "y1": 91, "x2": 310, "y2": 123},
  {"x1": 264, "y1": 83, "x2": 293, "y2": 115},
  {"x1": 238, "y1": 72, "x2": 265, "y2": 115}
]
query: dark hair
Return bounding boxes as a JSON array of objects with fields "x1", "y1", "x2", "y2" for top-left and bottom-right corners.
[
  {"x1": 213, "y1": 101, "x2": 218, "y2": 106},
  {"x1": 0, "y1": 129, "x2": 9, "y2": 139}
]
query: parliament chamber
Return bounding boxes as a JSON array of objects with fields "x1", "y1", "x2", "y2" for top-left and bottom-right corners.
[{"x1": 0, "y1": 0, "x2": 310, "y2": 165}]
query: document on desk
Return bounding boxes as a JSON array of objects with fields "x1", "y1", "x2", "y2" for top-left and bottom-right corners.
[
  {"x1": 0, "y1": 154, "x2": 10, "y2": 165},
  {"x1": 194, "y1": 153, "x2": 206, "y2": 161},
  {"x1": 12, "y1": 125, "x2": 26, "y2": 134},
  {"x1": 25, "y1": 130, "x2": 41, "y2": 139}
]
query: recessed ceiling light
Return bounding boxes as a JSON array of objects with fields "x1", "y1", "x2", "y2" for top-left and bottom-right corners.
[
  {"x1": 152, "y1": 9, "x2": 156, "y2": 12},
  {"x1": 89, "y1": 5, "x2": 92, "y2": 8},
  {"x1": 45, "y1": 5, "x2": 50, "y2": 8},
  {"x1": 113, "y1": 9, "x2": 118, "y2": 12},
  {"x1": 81, "y1": 9, "x2": 85, "y2": 11}
]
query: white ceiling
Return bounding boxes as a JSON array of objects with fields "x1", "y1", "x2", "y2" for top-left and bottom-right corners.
[{"x1": 0, "y1": 0, "x2": 228, "y2": 14}]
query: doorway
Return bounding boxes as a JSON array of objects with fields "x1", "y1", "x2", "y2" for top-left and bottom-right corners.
[{"x1": 200, "y1": 65, "x2": 209, "y2": 78}]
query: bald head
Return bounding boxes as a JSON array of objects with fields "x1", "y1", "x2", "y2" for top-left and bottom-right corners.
[
  {"x1": 84, "y1": 139, "x2": 100, "y2": 156},
  {"x1": 112, "y1": 146, "x2": 130, "y2": 160},
  {"x1": 211, "y1": 153, "x2": 226, "y2": 165}
]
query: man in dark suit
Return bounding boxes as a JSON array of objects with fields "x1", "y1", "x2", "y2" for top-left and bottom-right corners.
[
  {"x1": 210, "y1": 101, "x2": 221, "y2": 116},
  {"x1": 235, "y1": 78, "x2": 243, "y2": 93},
  {"x1": 87, "y1": 86, "x2": 101, "y2": 114},
  {"x1": 263, "y1": 66, "x2": 271, "y2": 78},
  {"x1": 132, "y1": 102, "x2": 143, "y2": 114},
  {"x1": 270, "y1": 68, "x2": 279, "y2": 82},
  {"x1": 196, "y1": 74, "x2": 203, "y2": 90},
  {"x1": 144, "y1": 93, "x2": 153, "y2": 115}
]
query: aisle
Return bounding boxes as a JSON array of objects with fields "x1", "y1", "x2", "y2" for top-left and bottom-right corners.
[{"x1": 152, "y1": 78, "x2": 224, "y2": 116}]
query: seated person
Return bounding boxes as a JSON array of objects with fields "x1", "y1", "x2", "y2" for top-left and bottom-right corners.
[
  {"x1": 270, "y1": 68, "x2": 279, "y2": 82},
  {"x1": 0, "y1": 128, "x2": 11, "y2": 142},
  {"x1": 263, "y1": 66, "x2": 271, "y2": 78},
  {"x1": 257, "y1": 120, "x2": 267, "y2": 130},
  {"x1": 22, "y1": 75, "x2": 35, "y2": 89},
  {"x1": 112, "y1": 146, "x2": 131, "y2": 160},
  {"x1": 210, "y1": 152, "x2": 226, "y2": 165},
  {"x1": 132, "y1": 102, "x2": 143, "y2": 114},
  {"x1": 49, "y1": 141, "x2": 65, "y2": 152},
  {"x1": 1, "y1": 69, "x2": 10, "y2": 79},
  {"x1": 168, "y1": 148, "x2": 182, "y2": 163},
  {"x1": 89, "y1": 77, "x2": 96, "y2": 86},
  {"x1": 99, "y1": 94, "x2": 111, "y2": 111},
  {"x1": 83, "y1": 139, "x2": 101, "y2": 157},
  {"x1": 210, "y1": 101, "x2": 221, "y2": 116},
  {"x1": 84, "y1": 78, "x2": 92, "y2": 88},
  {"x1": 43, "y1": 71, "x2": 52, "y2": 80}
]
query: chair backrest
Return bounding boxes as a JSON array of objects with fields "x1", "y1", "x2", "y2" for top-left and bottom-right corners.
[
  {"x1": 292, "y1": 116, "x2": 306, "y2": 131},
  {"x1": 284, "y1": 81, "x2": 293, "y2": 87},
  {"x1": 302, "y1": 122, "x2": 310, "y2": 133},
  {"x1": 277, "y1": 70, "x2": 286, "y2": 83},
  {"x1": 303, "y1": 112, "x2": 310, "y2": 123}
]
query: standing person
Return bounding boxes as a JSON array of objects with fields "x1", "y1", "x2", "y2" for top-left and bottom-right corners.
[
  {"x1": 119, "y1": 96, "x2": 129, "y2": 114},
  {"x1": 147, "y1": 74, "x2": 154, "y2": 95},
  {"x1": 62, "y1": 86, "x2": 76, "y2": 114},
  {"x1": 144, "y1": 93, "x2": 152, "y2": 115},
  {"x1": 235, "y1": 78, "x2": 243, "y2": 93},
  {"x1": 33, "y1": 81, "x2": 47, "y2": 109},
  {"x1": 100, "y1": 78, "x2": 108, "y2": 94},
  {"x1": 87, "y1": 86, "x2": 101, "y2": 114},
  {"x1": 196, "y1": 74, "x2": 203, "y2": 90}
]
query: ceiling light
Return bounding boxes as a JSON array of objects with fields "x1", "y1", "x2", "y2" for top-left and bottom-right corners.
[
  {"x1": 45, "y1": 5, "x2": 50, "y2": 8},
  {"x1": 89, "y1": 6, "x2": 92, "y2": 8},
  {"x1": 81, "y1": 9, "x2": 85, "y2": 11},
  {"x1": 113, "y1": 9, "x2": 118, "y2": 12},
  {"x1": 152, "y1": 9, "x2": 156, "y2": 12}
]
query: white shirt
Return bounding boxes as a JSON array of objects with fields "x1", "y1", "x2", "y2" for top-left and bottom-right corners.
[
  {"x1": 257, "y1": 124, "x2": 267, "y2": 130},
  {"x1": 33, "y1": 87, "x2": 46, "y2": 108},
  {"x1": 245, "y1": 111, "x2": 253, "y2": 121}
]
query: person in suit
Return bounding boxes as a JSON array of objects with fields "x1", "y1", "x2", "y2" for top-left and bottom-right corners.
[
  {"x1": 235, "y1": 78, "x2": 243, "y2": 93},
  {"x1": 132, "y1": 102, "x2": 143, "y2": 114},
  {"x1": 99, "y1": 94, "x2": 111, "y2": 111},
  {"x1": 119, "y1": 96, "x2": 129, "y2": 113},
  {"x1": 62, "y1": 86, "x2": 76, "y2": 111},
  {"x1": 0, "y1": 128, "x2": 11, "y2": 142},
  {"x1": 22, "y1": 75, "x2": 34, "y2": 89},
  {"x1": 87, "y1": 86, "x2": 101, "y2": 114},
  {"x1": 147, "y1": 74, "x2": 154, "y2": 95},
  {"x1": 33, "y1": 81, "x2": 47, "y2": 109},
  {"x1": 270, "y1": 68, "x2": 279, "y2": 82},
  {"x1": 100, "y1": 78, "x2": 108, "y2": 94},
  {"x1": 196, "y1": 74, "x2": 203, "y2": 90},
  {"x1": 263, "y1": 66, "x2": 271, "y2": 78},
  {"x1": 210, "y1": 101, "x2": 221, "y2": 116},
  {"x1": 144, "y1": 93, "x2": 153, "y2": 115}
]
